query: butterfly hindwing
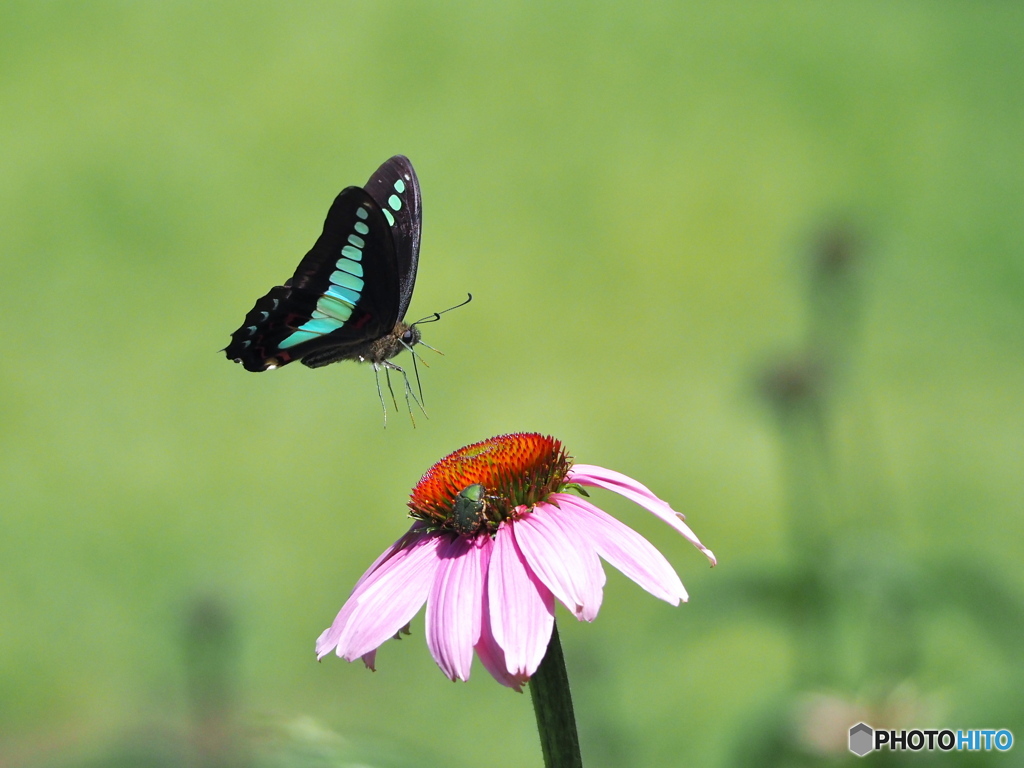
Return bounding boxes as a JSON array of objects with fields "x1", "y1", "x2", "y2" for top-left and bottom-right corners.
[
  {"x1": 225, "y1": 187, "x2": 400, "y2": 371},
  {"x1": 362, "y1": 155, "x2": 421, "y2": 321}
]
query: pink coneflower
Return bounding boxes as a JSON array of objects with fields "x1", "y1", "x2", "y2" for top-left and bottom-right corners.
[{"x1": 316, "y1": 433, "x2": 716, "y2": 691}]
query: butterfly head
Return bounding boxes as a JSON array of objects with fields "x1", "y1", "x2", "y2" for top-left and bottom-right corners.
[{"x1": 400, "y1": 322, "x2": 422, "y2": 351}]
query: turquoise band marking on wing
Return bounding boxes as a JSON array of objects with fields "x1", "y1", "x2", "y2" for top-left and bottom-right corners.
[
  {"x1": 296, "y1": 317, "x2": 343, "y2": 335},
  {"x1": 354, "y1": 222, "x2": 369, "y2": 235},
  {"x1": 317, "y1": 294, "x2": 354, "y2": 321},
  {"x1": 325, "y1": 283, "x2": 361, "y2": 305},
  {"x1": 330, "y1": 270, "x2": 364, "y2": 293},
  {"x1": 356, "y1": 206, "x2": 368, "y2": 220},
  {"x1": 341, "y1": 245, "x2": 362, "y2": 260},
  {"x1": 278, "y1": 330, "x2": 321, "y2": 349},
  {"x1": 347, "y1": 234, "x2": 365, "y2": 248},
  {"x1": 388, "y1": 194, "x2": 402, "y2": 211},
  {"x1": 336, "y1": 258, "x2": 363, "y2": 277},
  {"x1": 383, "y1": 209, "x2": 395, "y2": 226},
  {"x1": 394, "y1": 179, "x2": 405, "y2": 194}
]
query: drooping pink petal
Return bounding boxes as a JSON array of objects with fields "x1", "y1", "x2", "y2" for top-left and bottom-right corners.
[
  {"x1": 513, "y1": 503, "x2": 606, "y2": 621},
  {"x1": 570, "y1": 464, "x2": 666, "y2": 504},
  {"x1": 568, "y1": 464, "x2": 717, "y2": 566},
  {"x1": 488, "y1": 522, "x2": 555, "y2": 680},
  {"x1": 318, "y1": 532, "x2": 446, "y2": 661},
  {"x1": 316, "y1": 526, "x2": 428, "y2": 658},
  {"x1": 352, "y1": 523, "x2": 431, "y2": 590},
  {"x1": 474, "y1": 571, "x2": 528, "y2": 692},
  {"x1": 551, "y1": 493, "x2": 688, "y2": 604},
  {"x1": 425, "y1": 534, "x2": 491, "y2": 682}
]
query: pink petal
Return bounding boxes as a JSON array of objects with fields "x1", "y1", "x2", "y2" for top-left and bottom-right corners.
[
  {"x1": 318, "y1": 532, "x2": 446, "y2": 661},
  {"x1": 474, "y1": 574, "x2": 528, "y2": 692},
  {"x1": 488, "y1": 522, "x2": 555, "y2": 680},
  {"x1": 568, "y1": 464, "x2": 717, "y2": 566},
  {"x1": 316, "y1": 527, "x2": 427, "y2": 658},
  {"x1": 570, "y1": 464, "x2": 667, "y2": 506},
  {"x1": 353, "y1": 523, "x2": 430, "y2": 590},
  {"x1": 425, "y1": 534, "x2": 491, "y2": 682},
  {"x1": 551, "y1": 493, "x2": 688, "y2": 604},
  {"x1": 513, "y1": 503, "x2": 606, "y2": 621}
]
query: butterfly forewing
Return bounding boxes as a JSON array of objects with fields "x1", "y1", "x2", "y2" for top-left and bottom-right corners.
[
  {"x1": 225, "y1": 187, "x2": 400, "y2": 371},
  {"x1": 362, "y1": 155, "x2": 421, "y2": 321}
]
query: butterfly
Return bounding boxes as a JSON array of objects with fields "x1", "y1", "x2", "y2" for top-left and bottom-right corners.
[
  {"x1": 225, "y1": 154, "x2": 425, "y2": 371},
  {"x1": 224, "y1": 156, "x2": 468, "y2": 414}
]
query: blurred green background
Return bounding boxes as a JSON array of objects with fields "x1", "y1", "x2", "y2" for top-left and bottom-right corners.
[{"x1": 2, "y1": 2, "x2": 1022, "y2": 766}]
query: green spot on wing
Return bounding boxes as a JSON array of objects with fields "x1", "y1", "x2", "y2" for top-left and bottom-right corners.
[
  {"x1": 383, "y1": 209, "x2": 395, "y2": 226},
  {"x1": 387, "y1": 194, "x2": 402, "y2": 211},
  {"x1": 337, "y1": 258, "x2": 363, "y2": 277},
  {"x1": 325, "y1": 283, "x2": 361, "y2": 306},
  {"x1": 347, "y1": 234, "x2": 365, "y2": 248},
  {"x1": 330, "y1": 269, "x2": 365, "y2": 293},
  {"x1": 354, "y1": 222, "x2": 369, "y2": 235},
  {"x1": 317, "y1": 294, "x2": 354, "y2": 321},
  {"x1": 356, "y1": 206, "x2": 368, "y2": 220},
  {"x1": 341, "y1": 245, "x2": 362, "y2": 260},
  {"x1": 394, "y1": 178, "x2": 405, "y2": 193}
]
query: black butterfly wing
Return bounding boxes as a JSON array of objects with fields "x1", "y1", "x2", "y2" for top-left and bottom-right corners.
[
  {"x1": 224, "y1": 187, "x2": 401, "y2": 371},
  {"x1": 363, "y1": 155, "x2": 421, "y2": 321}
]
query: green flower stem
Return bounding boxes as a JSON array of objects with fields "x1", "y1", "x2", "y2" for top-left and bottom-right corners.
[{"x1": 529, "y1": 622, "x2": 583, "y2": 768}]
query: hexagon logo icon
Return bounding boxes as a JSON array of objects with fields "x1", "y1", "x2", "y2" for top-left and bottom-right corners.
[{"x1": 849, "y1": 722, "x2": 874, "y2": 757}]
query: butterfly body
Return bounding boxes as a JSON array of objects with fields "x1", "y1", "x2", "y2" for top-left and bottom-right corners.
[
  {"x1": 300, "y1": 322, "x2": 421, "y2": 369},
  {"x1": 225, "y1": 156, "x2": 423, "y2": 373}
]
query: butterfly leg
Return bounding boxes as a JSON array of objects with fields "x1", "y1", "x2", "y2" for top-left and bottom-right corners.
[
  {"x1": 410, "y1": 347, "x2": 425, "y2": 407},
  {"x1": 382, "y1": 365, "x2": 401, "y2": 415},
  {"x1": 372, "y1": 363, "x2": 389, "y2": 428},
  {"x1": 398, "y1": 338, "x2": 437, "y2": 407},
  {"x1": 383, "y1": 360, "x2": 427, "y2": 426}
]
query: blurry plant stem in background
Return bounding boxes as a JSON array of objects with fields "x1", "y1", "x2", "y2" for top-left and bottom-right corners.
[
  {"x1": 716, "y1": 221, "x2": 875, "y2": 766},
  {"x1": 530, "y1": 622, "x2": 584, "y2": 768},
  {"x1": 183, "y1": 595, "x2": 243, "y2": 768},
  {"x1": 762, "y1": 355, "x2": 836, "y2": 689},
  {"x1": 738, "y1": 222, "x2": 880, "y2": 765},
  {"x1": 758, "y1": 222, "x2": 866, "y2": 689}
]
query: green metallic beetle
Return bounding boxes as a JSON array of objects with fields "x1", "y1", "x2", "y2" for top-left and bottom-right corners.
[{"x1": 449, "y1": 483, "x2": 488, "y2": 536}]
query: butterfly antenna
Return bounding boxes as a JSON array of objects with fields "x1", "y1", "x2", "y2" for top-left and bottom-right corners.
[{"x1": 411, "y1": 293, "x2": 473, "y2": 327}]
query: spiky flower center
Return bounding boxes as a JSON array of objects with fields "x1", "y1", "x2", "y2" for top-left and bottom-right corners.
[{"x1": 409, "y1": 433, "x2": 572, "y2": 535}]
